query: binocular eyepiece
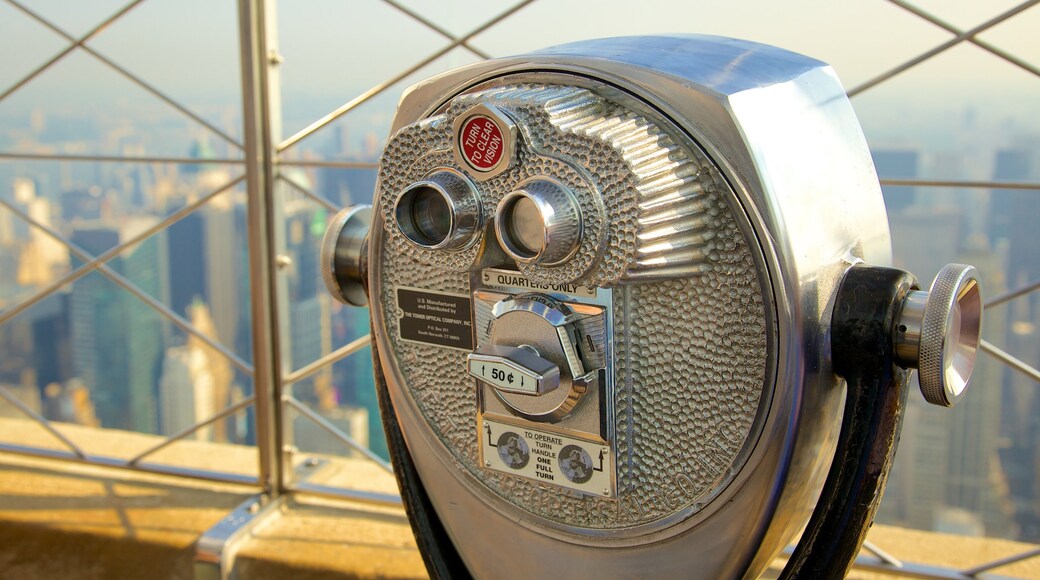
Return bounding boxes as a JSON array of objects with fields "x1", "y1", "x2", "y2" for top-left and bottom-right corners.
[{"x1": 320, "y1": 34, "x2": 983, "y2": 580}]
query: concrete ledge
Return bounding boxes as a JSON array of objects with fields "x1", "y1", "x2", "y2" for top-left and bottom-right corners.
[
  {"x1": 0, "y1": 417, "x2": 1036, "y2": 579},
  {"x1": 0, "y1": 451, "x2": 426, "y2": 579},
  {"x1": 844, "y1": 524, "x2": 1040, "y2": 579},
  {"x1": 0, "y1": 452, "x2": 251, "y2": 579},
  {"x1": 0, "y1": 414, "x2": 425, "y2": 580},
  {"x1": 234, "y1": 496, "x2": 424, "y2": 579}
]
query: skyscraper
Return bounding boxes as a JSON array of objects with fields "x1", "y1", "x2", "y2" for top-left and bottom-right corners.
[
  {"x1": 878, "y1": 209, "x2": 1016, "y2": 538},
  {"x1": 69, "y1": 219, "x2": 170, "y2": 433},
  {"x1": 989, "y1": 145, "x2": 1040, "y2": 540},
  {"x1": 157, "y1": 301, "x2": 232, "y2": 441},
  {"x1": 166, "y1": 207, "x2": 208, "y2": 319},
  {"x1": 203, "y1": 193, "x2": 251, "y2": 364},
  {"x1": 871, "y1": 149, "x2": 919, "y2": 213}
]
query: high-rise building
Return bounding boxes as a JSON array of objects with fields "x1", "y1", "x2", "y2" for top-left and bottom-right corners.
[
  {"x1": 68, "y1": 219, "x2": 170, "y2": 433},
  {"x1": 157, "y1": 301, "x2": 233, "y2": 441},
  {"x1": 30, "y1": 292, "x2": 73, "y2": 402},
  {"x1": 68, "y1": 228, "x2": 120, "y2": 410},
  {"x1": 283, "y1": 195, "x2": 328, "y2": 425},
  {"x1": 159, "y1": 344, "x2": 218, "y2": 440},
  {"x1": 872, "y1": 149, "x2": 919, "y2": 213},
  {"x1": 988, "y1": 145, "x2": 1040, "y2": 541},
  {"x1": 988, "y1": 149, "x2": 1034, "y2": 263},
  {"x1": 331, "y1": 305, "x2": 385, "y2": 459},
  {"x1": 945, "y1": 238, "x2": 1015, "y2": 537},
  {"x1": 159, "y1": 345, "x2": 194, "y2": 435},
  {"x1": 878, "y1": 210, "x2": 1016, "y2": 538},
  {"x1": 203, "y1": 193, "x2": 251, "y2": 364},
  {"x1": 166, "y1": 208, "x2": 208, "y2": 319}
]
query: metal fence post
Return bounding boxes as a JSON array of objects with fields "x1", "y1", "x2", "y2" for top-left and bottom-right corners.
[{"x1": 238, "y1": 0, "x2": 286, "y2": 498}]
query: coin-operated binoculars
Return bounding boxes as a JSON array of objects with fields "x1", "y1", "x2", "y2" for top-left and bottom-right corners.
[{"x1": 320, "y1": 35, "x2": 982, "y2": 579}]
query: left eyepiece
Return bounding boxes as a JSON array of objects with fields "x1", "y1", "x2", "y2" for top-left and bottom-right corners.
[{"x1": 394, "y1": 169, "x2": 481, "y2": 251}]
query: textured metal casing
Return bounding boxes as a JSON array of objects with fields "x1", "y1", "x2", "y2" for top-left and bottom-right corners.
[{"x1": 369, "y1": 35, "x2": 892, "y2": 579}]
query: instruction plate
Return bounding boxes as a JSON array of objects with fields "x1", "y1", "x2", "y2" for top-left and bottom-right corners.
[{"x1": 481, "y1": 418, "x2": 615, "y2": 498}]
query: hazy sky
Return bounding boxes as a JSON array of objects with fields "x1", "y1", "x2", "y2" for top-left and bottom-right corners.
[{"x1": 1, "y1": 0, "x2": 1038, "y2": 149}]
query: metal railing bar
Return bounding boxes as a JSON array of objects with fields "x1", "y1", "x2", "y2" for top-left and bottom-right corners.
[
  {"x1": 276, "y1": 159, "x2": 378, "y2": 169},
  {"x1": 0, "y1": 442, "x2": 259, "y2": 486},
  {"x1": 985, "y1": 278, "x2": 1040, "y2": 308},
  {"x1": 0, "y1": 0, "x2": 146, "y2": 103},
  {"x1": 962, "y1": 547, "x2": 1040, "y2": 576},
  {"x1": 879, "y1": 178, "x2": 1040, "y2": 191},
  {"x1": 850, "y1": 557, "x2": 1010, "y2": 580},
  {"x1": 980, "y1": 339, "x2": 1040, "y2": 383},
  {"x1": 886, "y1": 0, "x2": 1040, "y2": 81},
  {"x1": 276, "y1": 65, "x2": 406, "y2": 153},
  {"x1": 0, "y1": 385, "x2": 88, "y2": 459},
  {"x1": 289, "y1": 480, "x2": 402, "y2": 508},
  {"x1": 0, "y1": 152, "x2": 244, "y2": 165},
  {"x1": 778, "y1": 545, "x2": 1011, "y2": 580},
  {"x1": 0, "y1": 198, "x2": 254, "y2": 375},
  {"x1": 380, "y1": 0, "x2": 491, "y2": 60},
  {"x1": 862, "y1": 539, "x2": 904, "y2": 568},
  {"x1": 127, "y1": 396, "x2": 256, "y2": 466},
  {"x1": 278, "y1": 172, "x2": 338, "y2": 213},
  {"x1": 95, "y1": 266, "x2": 254, "y2": 374},
  {"x1": 283, "y1": 334, "x2": 371, "y2": 385},
  {"x1": 276, "y1": 0, "x2": 537, "y2": 152},
  {"x1": 3, "y1": 0, "x2": 241, "y2": 152},
  {"x1": 284, "y1": 395, "x2": 393, "y2": 474},
  {"x1": 76, "y1": 44, "x2": 245, "y2": 150},
  {"x1": 5, "y1": 0, "x2": 144, "y2": 45},
  {"x1": 847, "y1": 0, "x2": 1040, "y2": 97},
  {"x1": 0, "y1": 174, "x2": 244, "y2": 328},
  {"x1": 0, "y1": 45, "x2": 78, "y2": 105}
]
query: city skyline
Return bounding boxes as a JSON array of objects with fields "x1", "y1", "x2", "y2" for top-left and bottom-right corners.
[{"x1": 2, "y1": 97, "x2": 1038, "y2": 539}]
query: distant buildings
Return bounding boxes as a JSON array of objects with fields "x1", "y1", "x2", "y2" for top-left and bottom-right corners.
[
  {"x1": 872, "y1": 149, "x2": 919, "y2": 213},
  {"x1": 68, "y1": 219, "x2": 169, "y2": 433},
  {"x1": 989, "y1": 144, "x2": 1040, "y2": 540},
  {"x1": 0, "y1": 137, "x2": 383, "y2": 460},
  {"x1": 0, "y1": 77, "x2": 1030, "y2": 540},
  {"x1": 873, "y1": 143, "x2": 1040, "y2": 542},
  {"x1": 158, "y1": 301, "x2": 234, "y2": 441}
]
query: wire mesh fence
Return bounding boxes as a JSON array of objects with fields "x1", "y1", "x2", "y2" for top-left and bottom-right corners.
[{"x1": 0, "y1": 0, "x2": 1037, "y2": 575}]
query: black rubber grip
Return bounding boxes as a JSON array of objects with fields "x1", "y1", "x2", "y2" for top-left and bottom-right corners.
[
  {"x1": 780, "y1": 265, "x2": 917, "y2": 579},
  {"x1": 371, "y1": 338, "x2": 472, "y2": 580}
]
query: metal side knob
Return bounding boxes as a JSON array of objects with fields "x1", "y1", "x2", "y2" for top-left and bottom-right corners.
[
  {"x1": 320, "y1": 204, "x2": 372, "y2": 307},
  {"x1": 894, "y1": 264, "x2": 982, "y2": 407}
]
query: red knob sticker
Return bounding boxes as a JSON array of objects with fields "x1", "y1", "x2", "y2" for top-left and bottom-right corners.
[{"x1": 459, "y1": 115, "x2": 505, "y2": 171}]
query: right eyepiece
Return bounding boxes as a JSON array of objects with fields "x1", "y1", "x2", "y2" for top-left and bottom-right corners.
[
  {"x1": 394, "y1": 169, "x2": 481, "y2": 251},
  {"x1": 495, "y1": 179, "x2": 582, "y2": 266}
]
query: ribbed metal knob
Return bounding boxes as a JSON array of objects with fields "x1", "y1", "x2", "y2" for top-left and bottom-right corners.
[
  {"x1": 320, "y1": 205, "x2": 372, "y2": 307},
  {"x1": 494, "y1": 179, "x2": 582, "y2": 265},
  {"x1": 894, "y1": 264, "x2": 982, "y2": 407}
]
